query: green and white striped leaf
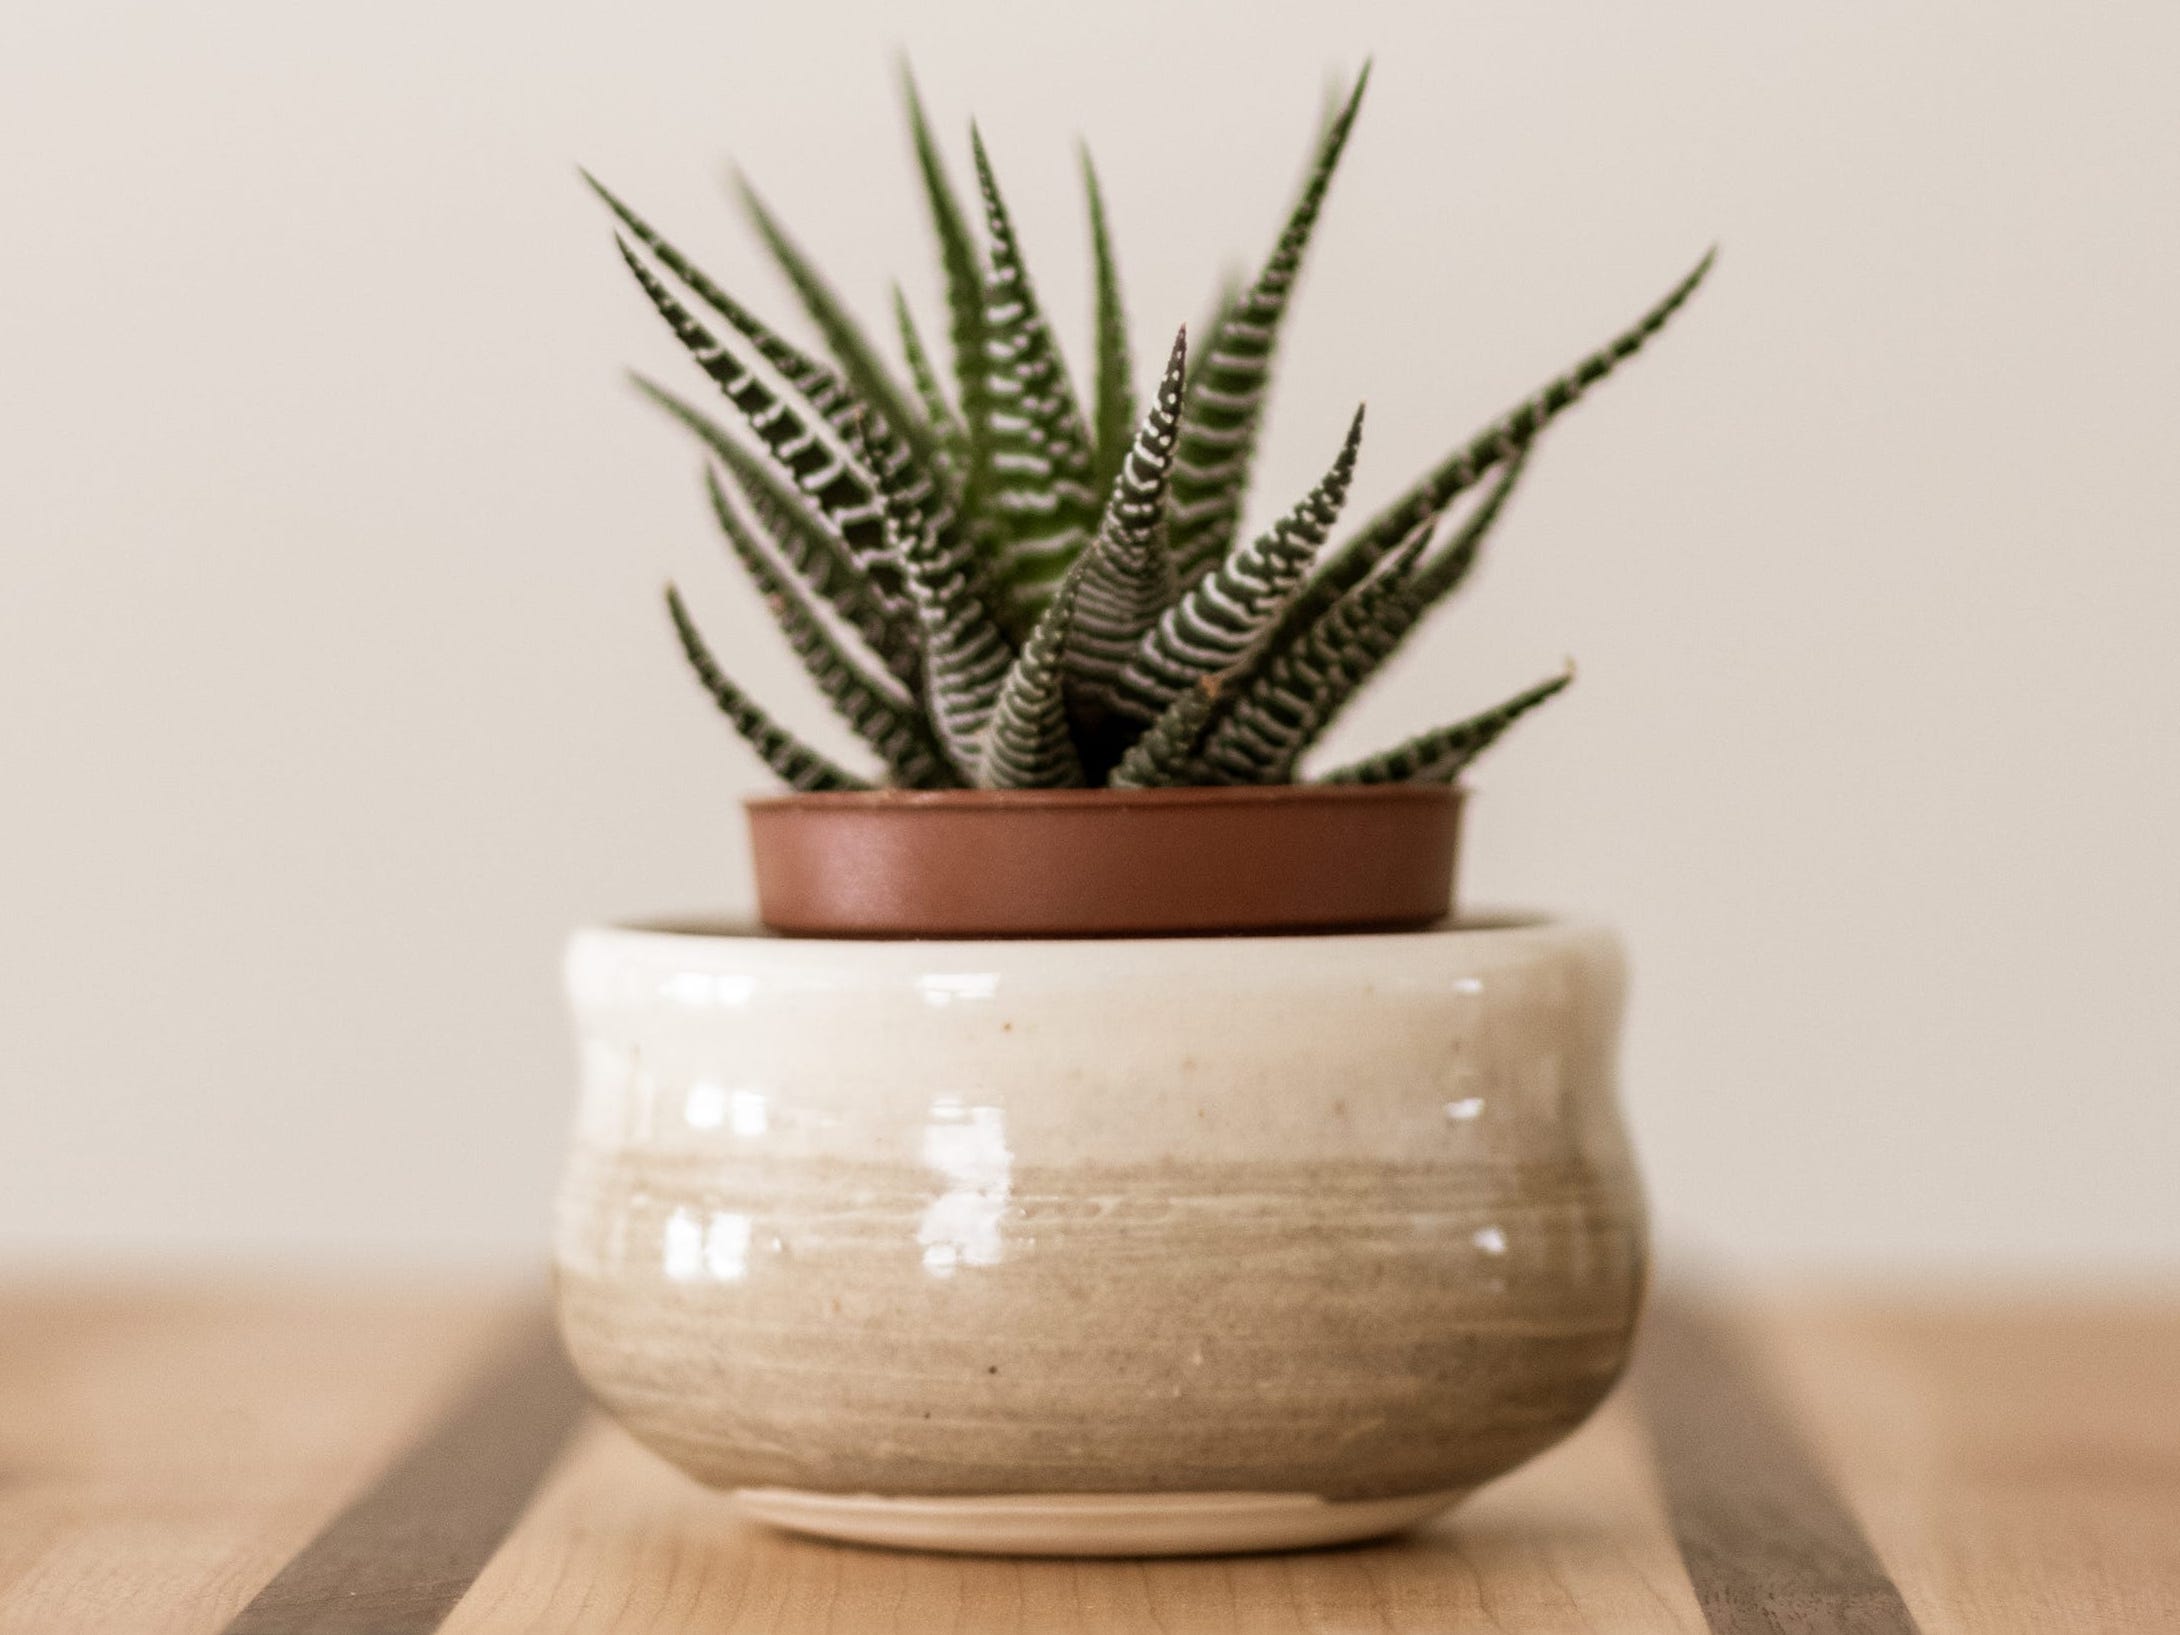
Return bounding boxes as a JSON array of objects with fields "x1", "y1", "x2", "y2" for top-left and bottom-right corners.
[
  {"x1": 735, "y1": 176, "x2": 940, "y2": 476},
  {"x1": 632, "y1": 377, "x2": 918, "y2": 679},
  {"x1": 703, "y1": 470, "x2": 955, "y2": 788},
  {"x1": 892, "y1": 519, "x2": 1017, "y2": 780},
  {"x1": 971, "y1": 127, "x2": 1099, "y2": 623},
  {"x1": 1112, "y1": 406, "x2": 1365, "y2": 722},
  {"x1": 665, "y1": 585, "x2": 870, "y2": 792},
  {"x1": 1291, "y1": 250, "x2": 1715, "y2": 640},
  {"x1": 1082, "y1": 146, "x2": 1134, "y2": 503},
  {"x1": 1198, "y1": 520, "x2": 1431, "y2": 784},
  {"x1": 608, "y1": 234, "x2": 896, "y2": 583},
  {"x1": 1396, "y1": 440, "x2": 1530, "y2": 620},
  {"x1": 894, "y1": 286, "x2": 965, "y2": 454},
  {"x1": 1108, "y1": 680, "x2": 1220, "y2": 789},
  {"x1": 850, "y1": 397, "x2": 1018, "y2": 781},
  {"x1": 1165, "y1": 66, "x2": 1370, "y2": 587},
  {"x1": 588, "y1": 174, "x2": 884, "y2": 461},
  {"x1": 593, "y1": 183, "x2": 954, "y2": 600},
  {"x1": 903, "y1": 69, "x2": 992, "y2": 531},
  {"x1": 1206, "y1": 446, "x2": 1532, "y2": 780},
  {"x1": 977, "y1": 572, "x2": 1086, "y2": 789},
  {"x1": 1063, "y1": 326, "x2": 1186, "y2": 721},
  {"x1": 1321, "y1": 667, "x2": 1573, "y2": 786}
]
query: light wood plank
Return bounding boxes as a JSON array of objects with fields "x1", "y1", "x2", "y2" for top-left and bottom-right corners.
[
  {"x1": 7, "y1": 1282, "x2": 2175, "y2": 1633},
  {"x1": 441, "y1": 1392, "x2": 1705, "y2": 1635},
  {"x1": 0, "y1": 1280, "x2": 523, "y2": 1635},
  {"x1": 225, "y1": 1309, "x2": 588, "y2": 1635},
  {"x1": 1748, "y1": 1288, "x2": 2180, "y2": 1635}
]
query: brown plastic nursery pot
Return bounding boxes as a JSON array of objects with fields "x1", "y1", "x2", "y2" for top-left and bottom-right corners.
[{"x1": 745, "y1": 784, "x2": 1462, "y2": 938}]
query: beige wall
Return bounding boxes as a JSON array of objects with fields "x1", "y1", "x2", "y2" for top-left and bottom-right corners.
[{"x1": 4, "y1": 1, "x2": 2175, "y2": 1269}]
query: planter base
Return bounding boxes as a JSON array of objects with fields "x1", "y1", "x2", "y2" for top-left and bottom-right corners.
[{"x1": 731, "y1": 1486, "x2": 1468, "y2": 1557}]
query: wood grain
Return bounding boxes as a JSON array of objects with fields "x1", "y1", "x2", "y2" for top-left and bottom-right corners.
[
  {"x1": 0, "y1": 1282, "x2": 520, "y2": 1635},
  {"x1": 440, "y1": 1394, "x2": 1709, "y2": 1634},
  {"x1": 1633, "y1": 1295, "x2": 1922, "y2": 1634},
  {"x1": 1745, "y1": 1288, "x2": 2180, "y2": 1635},
  {"x1": 221, "y1": 1308, "x2": 587, "y2": 1635},
  {"x1": 2, "y1": 1281, "x2": 2173, "y2": 1634}
]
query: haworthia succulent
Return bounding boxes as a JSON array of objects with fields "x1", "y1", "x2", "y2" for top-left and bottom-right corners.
[
  {"x1": 1063, "y1": 327, "x2": 1187, "y2": 722},
  {"x1": 893, "y1": 524, "x2": 1017, "y2": 780},
  {"x1": 850, "y1": 399, "x2": 1018, "y2": 781},
  {"x1": 609, "y1": 219, "x2": 962, "y2": 665},
  {"x1": 703, "y1": 471, "x2": 954, "y2": 787},
  {"x1": 632, "y1": 377, "x2": 918, "y2": 681},
  {"x1": 1321, "y1": 667, "x2": 1574, "y2": 785},
  {"x1": 1293, "y1": 249, "x2": 1715, "y2": 639},
  {"x1": 588, "y1": 175, "x2": 881, "y2": 462},
  {"x1": 1112, "y1": 407, "x2": 1366, "y2": 723},
  {"x1": 894, "y1": 286, "x2": 964, "y2": 451},
  {"x1": 735, "y1": 176, "x2": 939, "y2": 473},
  {"x1": 1082, "y1": 147, "x2": 1134, "y2": 502},
  {"x1": 1210, "y1": 445, "x2": 1533, "y2": 779},
  {"x1": 1398, "y1": 440, "x2": 1530, "y2": 617},
  {"x1": 1165, "y1": 67, "x2": 1370, "y2": 588},
  {"x1": 665, "y1": 585, "x2": 870, "y2": 791},
  {"x1": 594, "y1": 174, "x2": 975, "y2": 708},
  {"x1": 600, "y1": 190, "x2": 947, "y2": 588},
  {"x1": 977, "y1": 572, "x2": 1087, "y2": 788},
  {"x1": 970, "y1": 127, "x2": 1100, "y2": 622},
  {"x1": 1198, "y1": 520, "x2": 1433, "y2": 784},
  {"x1": 1108, "y1": 680, "x2": 1219, "y2": 789},
  {"x1": 602, "y1": 70, "x2": 1713, "y2": 795},
  {"x1": 903, "y1": 68, "x2": 992, "y2": 532},
  {"x1": 610, "y1": 237, "x2": 894, "y2": 576}
]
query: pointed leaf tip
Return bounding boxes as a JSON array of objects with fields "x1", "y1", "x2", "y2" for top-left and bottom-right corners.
[{"x1": 664, "y1": 584, "x2": 870, "y2": 793}]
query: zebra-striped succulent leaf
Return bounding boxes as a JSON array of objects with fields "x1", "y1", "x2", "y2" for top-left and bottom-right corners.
[
  {"x1": 1198, "y1": 518, "x2": 1433, "y2": 784},
  {"x1": 610, "y1": 236, "x2": 895, "y2": 583},
  {"x1": 598, "y1": 68, "x2": 1708, "y2": 798},
  {"x1": 854, "y1": 397, "x2": 1018, "y2": 781},
  {"x1": 1289, "y1": 249, "x2": 1715, "y2": 641},
  {"x1": 632, "y1": 376, "x2": 918, "y2": 679},
  {"x1": 702, "y1": 470, "x2": 955, "y2": 788},
  {"x1": 978, "y1": 572, "x2": 1087, "y2": 789},
  {"x1": 1208, "y1": 445, "x2": 1534, "y2": 780},
  {"x1": 1063, "y1": 327, "x2": 1186, "y2": 724},
  {"x1": 1083, "y1": 147, "x2": 1135, "y2": 503},
  {"x1": 1108, "y1": 679, "x2": 1221, "y2": 790},
  {"x1": 904, "y1": 68, "x2": 993, "y2": 542},
  {"x1": 971, "y1": 127, "x2": 1100, "y2": 624},
  {"x1": 735, "y1": 176, "x2": 939, "y2": 480},
  {"x1": 1322, "y1": 667, "x2": 1575, "y2": 785},
  {"x1": 895, "y1": 287, "x2": 964, "y2": 451},
  {"x1": 1112, "y1": 406, "x2": 1365, "y2": 723},
  {"x1": 1399, "y1": 440, "x2": 1530, "y2": 617},
  {"x1": 589, "y1": 176, "x2": 885, "y2": 470},
  {"x1": 1166, "y1": 67, "x2": 1369, "y2": 588},
  {"x1": 665, "y1": 585, "x2": 870, "y2": 792}
]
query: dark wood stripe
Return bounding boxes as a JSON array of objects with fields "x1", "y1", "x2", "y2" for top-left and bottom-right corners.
[
  {"x1": 1633, "y1": 1294, "x2": 1923, "y2": 1635},
  {"x1": 224, "y1": 1308, "x2": 588, "y2": 1635}
]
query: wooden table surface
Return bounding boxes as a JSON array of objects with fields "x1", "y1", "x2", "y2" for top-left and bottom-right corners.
[{"x1": 0, "y1": 1281, "x2": 2172, "y2": 1634}]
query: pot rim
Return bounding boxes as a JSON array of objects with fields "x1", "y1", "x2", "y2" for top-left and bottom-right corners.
[
  {"x1": 742, "y1": 783, "x2": 1460, "y2": 815},
  {"x1": 572, "y1": 909, "x2": 1576, "y2": 955}
]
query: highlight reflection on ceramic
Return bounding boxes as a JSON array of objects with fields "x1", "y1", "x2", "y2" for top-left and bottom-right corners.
[{"x1": 554, "y1": 918, "x2": 1645, "y2": 1543}]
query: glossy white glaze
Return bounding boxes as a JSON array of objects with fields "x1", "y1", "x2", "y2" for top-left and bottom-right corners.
[
  {"x1": 554, "y1": 918, "x2": 1644, "y2": 1555},
  {"x1": 731, "y1": 1486, "x2": 1469, "y2": 1556}
]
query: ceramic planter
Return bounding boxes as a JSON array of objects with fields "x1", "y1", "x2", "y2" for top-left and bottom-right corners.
[{"x1": 553, "y1": 916, "x2": 1645, "y2": 1555}]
